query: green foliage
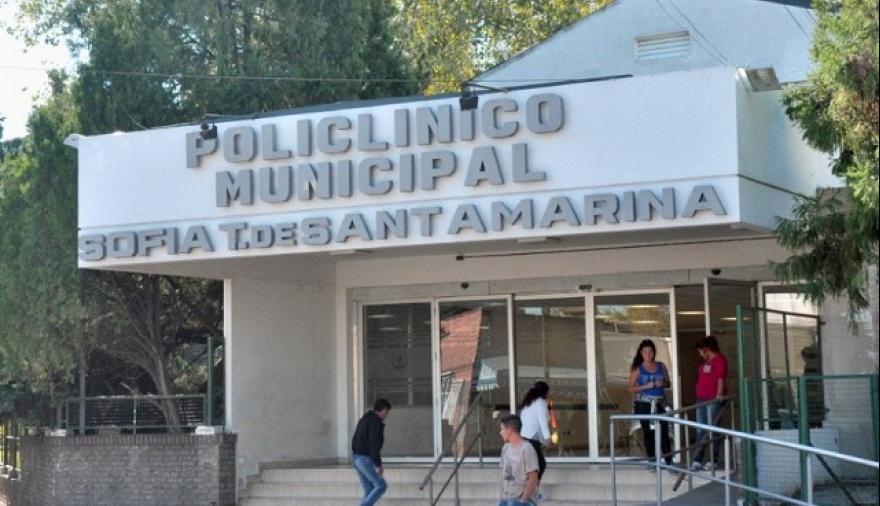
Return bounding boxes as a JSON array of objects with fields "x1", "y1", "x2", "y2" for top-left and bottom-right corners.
[
  {"x1": 777, "y1": 0, "x2": 879, "y2": 323},
  {"x1": 1, "y1": 0, "x2": 423, "y2": 421},
  {"x1": 774, "y1": 192, "x2": 873, "y2": 314},
  {"x1": 27, "y1": 0, "x2": 421, "y2": 134},
  {"x1": 0, "y1": 74, "x2": 93, "y2": 419},
  {"x1": 397, "y1": 0, "x2": 609, "y2": 94}
]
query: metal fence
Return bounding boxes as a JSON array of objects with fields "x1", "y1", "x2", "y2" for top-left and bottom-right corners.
[
  {"x1": 737, "y1": 305, "x2": 879, "y2": 505},
  {"x1": 610, "y1": 411, "x2": 880, "y2": 505},
  {"x1": 0, "y1": 421, "x2": 31, "y2": 478},
  {"x1": 739, "y1": 373, "x2": 880, "y2": 503},
  {"x1": 60, "y1": 394, "x2": 207, "y2": 434}
]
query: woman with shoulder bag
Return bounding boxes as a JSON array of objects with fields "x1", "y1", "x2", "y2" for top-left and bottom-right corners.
[{"x1": 628, "y1": 339, "x2": 673, "y2": 470}]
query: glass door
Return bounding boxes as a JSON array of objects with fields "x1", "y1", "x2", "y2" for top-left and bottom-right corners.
[
  {"x1": 363, "y1": 302, "x2": 434, "y2": 458},
  {"x1": 436, "y1": 297, "x2": 511, "y2": 459},
  {"x1": 513, "y1": 297, "x2": 588, "y2": 458},
  {"x1": 592, "y1": 291, "x2": 674, "y2": 458},
  {"x1": 705, "y1": 278, "x2": 756, "y2": 421}
]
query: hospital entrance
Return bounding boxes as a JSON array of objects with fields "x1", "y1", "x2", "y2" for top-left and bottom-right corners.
[{"x1": 359, "y1": 278, "x2": 762, "y2": 463}]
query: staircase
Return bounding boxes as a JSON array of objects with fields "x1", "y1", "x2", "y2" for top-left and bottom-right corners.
[{"x1": 238, "y1": 463, "x2": 695, "y2": 505}]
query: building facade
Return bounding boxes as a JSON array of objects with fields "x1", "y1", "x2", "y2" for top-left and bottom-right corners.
[{"x1": 69, "y1": 0, "x2": 876, "y2": 494}]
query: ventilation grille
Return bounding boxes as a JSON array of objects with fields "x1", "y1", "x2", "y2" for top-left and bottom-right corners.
[{"x1": 635, "y1": 31, "x2": 690, "y2": 61}]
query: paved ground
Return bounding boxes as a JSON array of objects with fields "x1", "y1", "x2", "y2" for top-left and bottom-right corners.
[
  {"x1": 637, "y1": 473, "x2": 878, "y2": 506},
  {"x1": 639, "y1": 480, "x2": 734, "y2": 505}
]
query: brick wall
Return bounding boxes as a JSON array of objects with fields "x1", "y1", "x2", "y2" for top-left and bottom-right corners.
[{"x1": 9, "y1": 432, "x2": 236, "y2": 506}]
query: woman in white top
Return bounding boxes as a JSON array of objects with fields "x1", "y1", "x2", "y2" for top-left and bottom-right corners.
[{"x1": 519, "y1": 381, "x2": 551, "y2": 489}]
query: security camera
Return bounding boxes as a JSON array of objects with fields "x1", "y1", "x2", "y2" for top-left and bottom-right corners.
[
  {"x1": 711, "y1": 269, "x2": 721, "y2": 276},
  {"x1": 460, "y1": 282, "x2": 469, "y2": 289}
]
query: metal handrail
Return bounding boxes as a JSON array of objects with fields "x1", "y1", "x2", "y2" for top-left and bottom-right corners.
[
  {"x1": 610, "y1": 411, "x2": 879, "y2": 506},
  {"x1": 419, "y1": 392, "x2": 485, "y2": 506}
]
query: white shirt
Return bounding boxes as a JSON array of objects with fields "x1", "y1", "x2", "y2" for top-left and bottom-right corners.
[{"x1": 519, "y1": 398, "x2": 551, "y2": 443}]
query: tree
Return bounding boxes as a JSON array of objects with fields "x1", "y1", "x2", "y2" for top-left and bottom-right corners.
[
  {"x1": 774, "y1": 0, "x2": 879, "y2": 324},
  {"x1": 20, "y1": 0, "x2": 420, "y2": 134},
  {"x1": 396, "y1": 0, "x2": 610, "y2": 93},
  {"x1": 0, "y1": 71, "x2": 96, "y2": 422},
  {"x1": 2, "y1": 0, "x2": 422, "y2": 426}
]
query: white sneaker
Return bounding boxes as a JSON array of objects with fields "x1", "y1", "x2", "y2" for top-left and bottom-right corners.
[
  {"x1": 689, "y1": 461, "x2": 703, "y2": 471},
  {"x1": 702, "y1": 462, "x2": 716, "y2": 471}
]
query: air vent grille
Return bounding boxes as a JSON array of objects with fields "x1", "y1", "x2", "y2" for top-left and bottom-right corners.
[{"x1": 636, "y1": 31, "x2": 690, "y2": 60}]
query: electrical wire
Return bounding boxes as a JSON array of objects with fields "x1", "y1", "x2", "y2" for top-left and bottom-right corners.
[
  {"x1": 784, "y1": 5, "x2": 812, "y2": 39},
  {"x1": 664, "y1": 0, "x2": 731, "y2": 66},
  {"x1": 2, "y1": 1, "x2": 819, "y2": 87},
  {"x1": 0, "y1": 63, "x2": 628, "y2": 89},
  {"x1": 0, "y1": 64, "x2": 423, "y2": 84}
]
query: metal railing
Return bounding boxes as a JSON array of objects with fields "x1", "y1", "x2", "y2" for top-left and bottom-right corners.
[
  {"x1": 60, "y1": 394, "x2": 207, "y2": 434},
  {"x1": 419, "y1": 392, "x2": 486, "y2": 506},
  {"x1": 0, "y1": 421, "x2": 24, "y2": 479},
  {"x1": 610, "y1": 409, "x2": 879, "y2": 506}
]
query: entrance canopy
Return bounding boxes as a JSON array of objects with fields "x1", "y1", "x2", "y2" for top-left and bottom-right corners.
[{"x1": 67, "y1": 67, "x2": 834, "y2": 281}]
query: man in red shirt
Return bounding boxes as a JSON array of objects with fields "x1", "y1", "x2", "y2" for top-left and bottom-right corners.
[{"x1": 690, "y1": 335, "x2": 728, "y2": 471}]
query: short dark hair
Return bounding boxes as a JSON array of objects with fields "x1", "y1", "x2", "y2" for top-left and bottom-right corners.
[
  {"x1": 695, "y1": 335, "x2": 721, "y2": 353},
  {"x1": 499, "y1": 414, "x2": 522, "y2": 433},
  {"x1": 373, "y1": 399, "x2": 392, "y2": 412}
]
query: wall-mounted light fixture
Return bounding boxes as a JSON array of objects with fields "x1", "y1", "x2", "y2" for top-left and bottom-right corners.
[
  {"x1": 199, "y1": 121, "x2": 218, "y2": 140},
  {"x1": 459, "y1": 87, "x2": 479, "y2": 111},
  {"x1": 517, "y1": 236, "x2": 561, "y2": 244},
  {"x1": 458, "y1": 81, "x2": 508, "y2": 111},
  {"x1": 741, "y1": 59, "x2": 781, "y2": 92},
  {"x1": 328, "y1": 249, "x2": 372, "y2": 256}
]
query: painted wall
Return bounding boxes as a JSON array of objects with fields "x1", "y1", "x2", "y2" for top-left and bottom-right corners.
[
  {"x1": 225, "y1": 272, "x2": 336, "y2": 485},
  {"x1": 477, "y1": 0, "x2": 815, "y2": 87}
]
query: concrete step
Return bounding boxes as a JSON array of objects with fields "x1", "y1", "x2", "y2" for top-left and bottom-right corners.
[
  {"x1": 240, "y1": 500, "x2": 652, "y2": 506},
  {"x1": 239, "y1": 463, "x2": 697, "y2": 506}
]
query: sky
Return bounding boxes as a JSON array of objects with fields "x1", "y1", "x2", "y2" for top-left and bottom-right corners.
[{"x1": 0, "y1": 2, "x2": 76, "y2": 140}]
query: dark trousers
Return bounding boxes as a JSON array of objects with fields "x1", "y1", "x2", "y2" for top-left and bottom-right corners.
[
  {"x1": 527, "y1": 438, "x2": 547, "y2": 481},
  {"x1": 634, "y1": 401, "x2": 672, "y2": 465}
]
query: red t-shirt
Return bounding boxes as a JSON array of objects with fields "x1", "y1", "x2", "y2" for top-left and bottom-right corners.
[{"x1": 695, "y1": 353, "x2": 728, "y2": 400}]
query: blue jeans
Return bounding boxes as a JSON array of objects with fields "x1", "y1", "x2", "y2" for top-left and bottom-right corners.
[
  {"x1": 498, "y1": 500, "x2": 536, "y2": 506},
  {"x1": 694, "y1": 400, "x2": 726, "y2": 464},
  {"x1": 352, "y1": 454, "x2": 387, "y2": 506}
]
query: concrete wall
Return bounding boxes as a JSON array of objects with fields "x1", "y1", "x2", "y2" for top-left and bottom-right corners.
[
  {"x1": 821, "y1": 267, "x2": 880, "y2": 375},
  {"x1": 4, "y1": 433, "x2": 235, "y2": 506},
  {"x1": 478, "y1": 0, "x2": 815, "y2": 86},
  {"x1": 225, "y1": 271, "x2": 337, "y2": 488}
]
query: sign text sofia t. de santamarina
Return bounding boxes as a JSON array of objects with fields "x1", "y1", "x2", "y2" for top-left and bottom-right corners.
[{"x1": 74, "y1": 77, "x2": 731, "y2": 265}]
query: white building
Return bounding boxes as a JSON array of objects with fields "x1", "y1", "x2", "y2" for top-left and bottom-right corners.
[{"x1": 68, "y1": 0, "x2": 877, "y2": 493}]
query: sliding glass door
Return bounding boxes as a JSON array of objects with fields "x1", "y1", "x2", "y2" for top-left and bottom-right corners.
[
  {"x1": 593, "y1": 291, "x2": 674, "y2": 457},
  {"x1": 363, "y1": 302, "x2": 433, "y2": 457},
  {"x1": 513, "y1": 297, "x2": 588, "y2": 457},
  {"x1": 437, "y1": 298, "x2": 511, "y2": 458},
  {"x1": 361, "y1": 290, "x2": 680, "y2": 461}
]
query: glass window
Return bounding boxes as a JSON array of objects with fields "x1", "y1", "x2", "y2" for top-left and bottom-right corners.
[
  {"x1": 364, "y1": 303, "x2": 433, "y2": 457},
  {"x1": 439, "y1": 299, "x2": 510, "y2": 458},
  {"x1": 595, "y1": 293, "x2": 671, "y2": 457},
  {"x1": 514, "y1": 298, "x2": 587, "y2": 456}
]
